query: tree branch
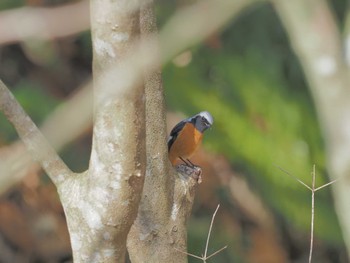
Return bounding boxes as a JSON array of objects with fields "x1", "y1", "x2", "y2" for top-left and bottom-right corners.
[
  {"x1": 0, "y1": 81, "x2": 92, "y2": 193},
  {"x1": 175, "y1": 204, "x2": 228, "y2": 262},
  {"x1": 0, "y1": 79, "x2": 72, "y2": 186},
  {"x1": 343, "y1": 0, "x2": 350, "y2": 67},
  {"x1": 272, "y1": 0, "x2": 350, "y2": 257},
  {"x1": 57, "y1": 1, "x2": 146, "y2": 262},
  {"x1": 159, "y1": 0, "x2": 264, "y2": 64},
  {"x1": 126, "y1": 1, "x2": 204, "y2": 261},
  {"x1": 0, "y1": 0, "x2": 89, "y2": 45},
  {"x1": 1, "y1": 1, "x2": 264, "y2": 260}
]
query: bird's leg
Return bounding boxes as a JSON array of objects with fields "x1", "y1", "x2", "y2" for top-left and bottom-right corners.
[
  {"x1": 180, "y1": 157, "x2": 193, "y2": 167},
  {"x1": 186, "y1": 158, "x2": 196, "y2": 167},
  {"x1": 179, "y1": 157, "x2": 198, "y2": 168},
  {"x1": 179, "y1": 156, "x2": 189, "y2": 166}
]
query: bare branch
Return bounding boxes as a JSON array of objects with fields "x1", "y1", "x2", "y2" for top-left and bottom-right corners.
[
  {"x1": 314, "y1": 178, "x2": 339, "y2": 192},
  {"x1": 0, "y1": 81, "x2": 92, "y2": 193},
  {"x1": 0, "y1": 142, "x2": 34, "y2": 193},
  {"x1": 0, "y1": 0, "x2": 262, "y2": 194},
  {"x1": 276, "y1": 165, "x2": 342, "y2": 263},
  {"x1": 206, "y1": 245, "x2": 228, "y2": 260},
  {"x1": 273, "y1": 0, "x2": 350, "y2": 256},
  {"x1": 309, "y1": 165, "x2": 316, "y2": 263},
  {"x1": 274, "y1": 164, "x2": 312, "y2": 191},
  {"x1": 176, "y1": 204, "x2": 227, "y2": 262},
  {"x1": 0, "y1": 79, "x2": 72, "y2": 186},
  {"x1": 174, "y1": 248, "x2": 204, "y2": 261},
  {"x1": 0, "y1": 1, "x2": 89, "y2": 45},
  {"x1": 343, "y1": 0, "x2": 350, "y2": 67},
  {"x1": 204, "y1": 204, "x2": 221, "y2": 258},
  {"x1": 159, "y1": 0, "x2": 264, "y2": 64}
]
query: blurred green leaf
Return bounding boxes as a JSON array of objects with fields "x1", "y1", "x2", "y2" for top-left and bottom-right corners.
[
  {"x1": 164, "y1": 36, "x2": 340, "y2": 244},
  {"x1": 0, "y1": 81, "x2": 59, "y2": 142},
  {"x1": 0, "y1": 0, "x2": 23, "y2": 10}
]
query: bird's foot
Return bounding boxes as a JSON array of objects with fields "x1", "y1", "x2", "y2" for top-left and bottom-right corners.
[{"x1": 175, "y1": 162, "x2": 202, "y2": 184}]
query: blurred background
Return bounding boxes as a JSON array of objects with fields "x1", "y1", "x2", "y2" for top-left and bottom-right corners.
[{"x1": 0, "y1": 0, "x2": 348, "y2": 262}]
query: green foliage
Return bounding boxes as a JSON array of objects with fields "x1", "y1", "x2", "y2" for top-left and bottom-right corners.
[
  {"x1": 14, "y1": 82, "x2": 59, "y2": 123},
  {"x1": 0, "y1": 0, "x2": 345, "y2": 260},
  {"x1": 77, "y1": 31, "x2": 93, "y2": 62},
  {"x1": 163, "y1": 3, "x2": 342, "y2": 244},
  {"x1": 0, "y1": 81, "x2": 59, "y2": 142},
  {"x1": 0, "y1": 0, "x2": 23, "y2": 10}
]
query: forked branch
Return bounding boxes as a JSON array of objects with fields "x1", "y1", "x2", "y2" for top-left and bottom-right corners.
[
  {"x1": 0, "y1": 80, "x2": 72, "y2": 186},
  {"x1": 276, "y1": 165, "x2": 339, "y2": 263},
  {"x1": 175, "y1": 204, "x2": 228, "y2": 262}
]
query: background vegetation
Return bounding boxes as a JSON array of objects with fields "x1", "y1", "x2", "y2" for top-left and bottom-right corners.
[{"x1": 0, "y1": 0, "x2": 347, "y2": 262}]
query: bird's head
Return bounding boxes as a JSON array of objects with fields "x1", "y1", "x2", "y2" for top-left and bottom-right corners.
[{"x1": 192, "y1": 111, "x2": 213, "y2": 133}]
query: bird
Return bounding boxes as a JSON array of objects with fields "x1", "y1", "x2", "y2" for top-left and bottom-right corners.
[{"x1": 168, "y1": 111, "x2": 213, "y2": 166}]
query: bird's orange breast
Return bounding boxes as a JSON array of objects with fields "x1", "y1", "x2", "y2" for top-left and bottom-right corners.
[{"x1": 169, "y1": 123, "x2": 203, "y2": 165}]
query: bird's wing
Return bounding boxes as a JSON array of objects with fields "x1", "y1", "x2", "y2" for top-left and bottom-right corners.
[{"x1": 167, "y1": 120, "x2": 187, "y2": 151}]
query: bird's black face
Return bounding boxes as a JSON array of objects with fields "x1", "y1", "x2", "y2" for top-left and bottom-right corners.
[
  {"x1": 194, "y1": 116, "x2": 212, "y2": 133},
  {"x1": 202, "y1": 116, "x2": 212, "y2": 129}
]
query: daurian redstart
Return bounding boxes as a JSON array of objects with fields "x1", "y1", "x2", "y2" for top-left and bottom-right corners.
[{"x1": 168, "y1": 111, "x2": 213, "y2": 166}]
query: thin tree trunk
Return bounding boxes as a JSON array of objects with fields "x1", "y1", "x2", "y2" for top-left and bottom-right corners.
[
  {"x1": 57, "y1": 1, "x2": 146, "y2": 262},
  {"x1": 0, "y1": 1, "x2": 265, "y2": 262},
  {"x1": 127, "y1": 2, "x2": 198, "y2": 262}
]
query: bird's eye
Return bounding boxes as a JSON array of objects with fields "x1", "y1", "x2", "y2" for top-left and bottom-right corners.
[{"x1": 202, "y1": 117, "x2": 210, "y2": 126}]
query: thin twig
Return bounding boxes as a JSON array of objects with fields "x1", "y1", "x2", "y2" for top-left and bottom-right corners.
[
  {"x1": 204, "y1": 204, "x2": 220, "y2": 258},
  {"x1": 175, "y1": 204, "x2": 227, "y2": 262},
  {"x1": 206, "y1": 245, "x2": 228, "y2": 260},
  {"x1": 274, "y1": 164, "x2": 312, "y2": 190},
  {"x1": 314, "y1": 178, "x2": 339, "y2": 192},
  {"x1": 174, "y1": 248, "x2": 204, "y2": 260},
  {"x1": 309, "y1": 165, "x2": 316, "y2": 263},
  {"x1": 276, "y1": 164, "x2": 340, "y2": 263}
]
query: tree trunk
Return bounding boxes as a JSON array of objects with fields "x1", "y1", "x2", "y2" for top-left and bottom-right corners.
[
  {"x1": 126, "y1": 2, "x2": 198, "y2": 262},
  {"x1": 0, "y1": 1, "x2": 265, "y2": 262},
  {"x1": 57, "y1": 0, "x2": 146, "y2": 262}
]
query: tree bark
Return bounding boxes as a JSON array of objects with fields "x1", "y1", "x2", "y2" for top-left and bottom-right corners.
[
  {"x1": 57, "y1": 0, "x2": 146, "y2": 262},
  {"x1": 0, "y1": 1, "x2": 266, "y2": 262},
  {"x1": 126, "y1": 2, "x2": 198, "y2": 262},
  {"x1": 0, "y1": 83, "x2": 92, "y2": 194}
]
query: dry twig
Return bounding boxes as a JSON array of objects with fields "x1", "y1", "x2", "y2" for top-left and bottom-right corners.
[
  {"x1": 175, "y1": 204, "x2": 228, "y2": 262},
  {"x1": 276, "y1": 164, "x2": 339, "y2": 263}
]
